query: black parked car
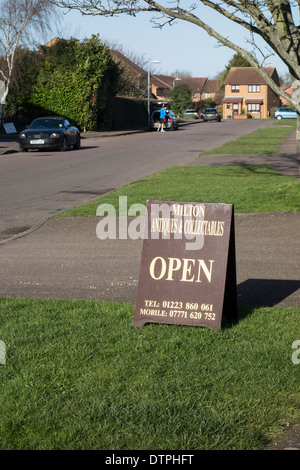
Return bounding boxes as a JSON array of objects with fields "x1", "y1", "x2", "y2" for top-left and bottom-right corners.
[
  {"x1": 19, "y1": 116, "x2": 81, "y2": 152},
  {"x1": 201, "y1": 108, "x2": 221, "y2": 122}
]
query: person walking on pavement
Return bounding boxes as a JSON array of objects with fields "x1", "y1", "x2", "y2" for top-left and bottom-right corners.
[{"x1": 158, "y1": 105, "x2": 167, "y2": 132}]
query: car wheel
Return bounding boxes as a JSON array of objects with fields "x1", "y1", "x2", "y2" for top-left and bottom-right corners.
[
  {"x1": 19, "y1": 145, "x2": 28, "y2": 152},
  {"x1": 73, "y1": 135, "x2": 81, "y2": 150},
  {"x1": 276, "y1": 115, "x2": 282, "y2": 120},
  {"x1": 60, "y1": 137, "x2": 68, "y2": 151}
]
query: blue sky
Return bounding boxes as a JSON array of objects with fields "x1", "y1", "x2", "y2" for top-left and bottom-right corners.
[{"x1": 54, "y1": 5, "x2": 290, "y2": 79}]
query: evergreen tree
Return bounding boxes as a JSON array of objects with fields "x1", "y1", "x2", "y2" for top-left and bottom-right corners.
[
  {"x1": 170, "y1": 84, "x2": 192, "y2": 116},
  {"x1": 219, "y1": 53, "x2": 252, "y2": 90}
]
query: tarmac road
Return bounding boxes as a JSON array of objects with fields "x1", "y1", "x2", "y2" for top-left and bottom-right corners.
[{"x1": 0, "y1": 212, "x2": 299, "y2": 308}]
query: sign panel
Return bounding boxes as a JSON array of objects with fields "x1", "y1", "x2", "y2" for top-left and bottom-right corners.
[
  {"x1": 133, "y1": 200, "x2": 237, "y2": 329},
  {"x1": 3, "y1": 122, "x2": 17, "y2": 134}
]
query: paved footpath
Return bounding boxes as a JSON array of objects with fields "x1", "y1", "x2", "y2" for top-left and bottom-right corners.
[
  {"x1": 187, "y1": 127, "x2": 300, "y2": 178},
  {"x1": 0, "y1": 127, "x2": 299, "y2": 449}
]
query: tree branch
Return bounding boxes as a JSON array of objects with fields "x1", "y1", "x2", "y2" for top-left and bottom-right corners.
[{"x1": 53, "y1": 0, "x2": 300, "y2": 112}]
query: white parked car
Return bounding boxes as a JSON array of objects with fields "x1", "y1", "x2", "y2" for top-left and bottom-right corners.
[{"x1": 182, "y1": 109, "x2": 199, "y2": 119}]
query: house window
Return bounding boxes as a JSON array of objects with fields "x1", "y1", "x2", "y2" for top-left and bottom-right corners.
[
  {"x1": 248, "y1": 85, "x2": 261, "y2": 92},
  {"x1": 204, "y1": 93, "x2": 211, "y2": 99},
  {"x1": 231, "y1": 85, "x2": 240, "y2": 93},
  {"x1": 247, "y1": 103, "x2": 260, "y2": 112},
  {"x1": 233, "y1": 104, "x2": 239, "y2": 113},
  {"x1": 157, "y1": 88, "x2": 168, "y2": 97},
  {"x1": 193, "y1": 93, "x2": 197, "y2": 98}
]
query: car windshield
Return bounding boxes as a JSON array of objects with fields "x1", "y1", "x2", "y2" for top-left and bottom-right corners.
[
  {"x1": 29, "y1": 118, "x2": 64, "y2": 129},
  {"x1": 204, "y1": 109, "x2": 217, "y2": 114}
]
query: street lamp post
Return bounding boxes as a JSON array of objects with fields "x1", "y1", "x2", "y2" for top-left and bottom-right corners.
[
  {"x1": 173, "y1": 77, "x2": 181, "y2": 89},
  {"x1": 147, "y1": 59, "x2": 161, "y2": 128}
]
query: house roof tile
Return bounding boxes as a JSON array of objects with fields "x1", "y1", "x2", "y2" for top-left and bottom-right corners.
[
  {"x1": 152, "y1": 75, "x2": 174, "y2": 89},
  {"x1": 224, "y1": 67, "x2": 280, "y2": 86},
  {"x1": 179, "y1": 77, "x2": 207, "y2": 92},
  {"x1": 110, "y1": 49, "x2": 146, "y2": 76},
  {"x1": 202, "y1": 79, "x2": 221, "y2": 93},
  {"x1": 223, "y1": 96, "x2": 243, "y2": 103},
  {"x1": 245, "y1": 98, "x2": 264, "y2": 104}
]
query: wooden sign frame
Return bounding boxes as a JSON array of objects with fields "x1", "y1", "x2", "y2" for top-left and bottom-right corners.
[{"x1": 133, "y1": 200, "x2": 237, "y2": 329}]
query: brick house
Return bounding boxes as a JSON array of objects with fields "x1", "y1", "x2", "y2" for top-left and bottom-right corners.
[
  {"x1": 152, "y1": 76, "x2": 221, "y2": 103},
  {"x1": 280, "y1": 83, "x2": 293, "y2": 105},
  {"x1": 200, "y1": 79, "x2": 222, "y2": 102},
  {"x1": 178, "y1": 77, "x2": 207, "y2": 101},
  {"x1": 223, "y1": 67, "x2": 281, "y2": 119},
  {"x1": 110, "y1": 49, "x2": 148, "y2": 98},
  {"x1": 151, "y1": 75, "x2": 174, "y2": 100},
  {"x1": 175, "y1": 77, "x2": 221, "y2": 103}
]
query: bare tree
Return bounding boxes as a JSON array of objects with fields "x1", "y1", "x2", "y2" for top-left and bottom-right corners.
[
  {"x1": 108, "y1": 41, "x2": 149, "y2": 70},
  {"x1": 56, "y1": 0, "x2": 300, "y2": 137},
  {"x1": 0, "y1": 0, "x2": 57, "y2": 123}
]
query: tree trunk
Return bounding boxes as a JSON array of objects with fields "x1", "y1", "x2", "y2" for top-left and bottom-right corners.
[
  {"x1": 297, "y1": 115, "x2": 300, "y2": 146},
  {"x1": 0, "y1": 103, "x2": 3, "y2": 127},
  {"x1": 0, "y1": 86, "x2": 9, "y2": 126}
]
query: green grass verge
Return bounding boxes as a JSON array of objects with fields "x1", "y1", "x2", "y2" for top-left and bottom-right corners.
[
  {"x1": 1, "y1": 297, "x2": 299, "y2": 450},
  {"x1": 58, "y1": 165, "x2": 300, "y2": 216},
  {"x1": 203, "y1": 122, "x2": 296, "y2": 154}
]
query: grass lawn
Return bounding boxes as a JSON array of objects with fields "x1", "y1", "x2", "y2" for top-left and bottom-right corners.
[
  {"x1": 203, "y1": 122, "x2": 296, "y2": 154},
  {"x1": 1, "y1": 297, "x2": 300, "y2": 450},
  {"x1": 58, "y1": 165, "x2": 300, "y2": 217}
]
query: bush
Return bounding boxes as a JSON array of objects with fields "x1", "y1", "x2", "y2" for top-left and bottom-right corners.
[{"x1": 194, "y1": 98, "x2": 216, "y2": 113}]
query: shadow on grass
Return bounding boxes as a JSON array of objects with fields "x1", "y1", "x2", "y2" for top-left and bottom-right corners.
[
  {"x1": 237, "y1": 278, "x2": 300, "y2": 307},
  {"x1": 221, "y1": 278, "x2": 300, "y2": 328}
]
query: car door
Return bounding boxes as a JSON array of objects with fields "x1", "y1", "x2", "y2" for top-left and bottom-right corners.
[
  {"x1": 286, "y1": 108, "x2": 295, "y2": 118},
  {"x1": 64, "y1": 120, "x2": 75, "y2": 145}
]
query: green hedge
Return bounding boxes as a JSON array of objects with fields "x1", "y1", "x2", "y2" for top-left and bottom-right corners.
[{"x1": 4, "y1": 36, "x2": 120, "y2": 131}]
